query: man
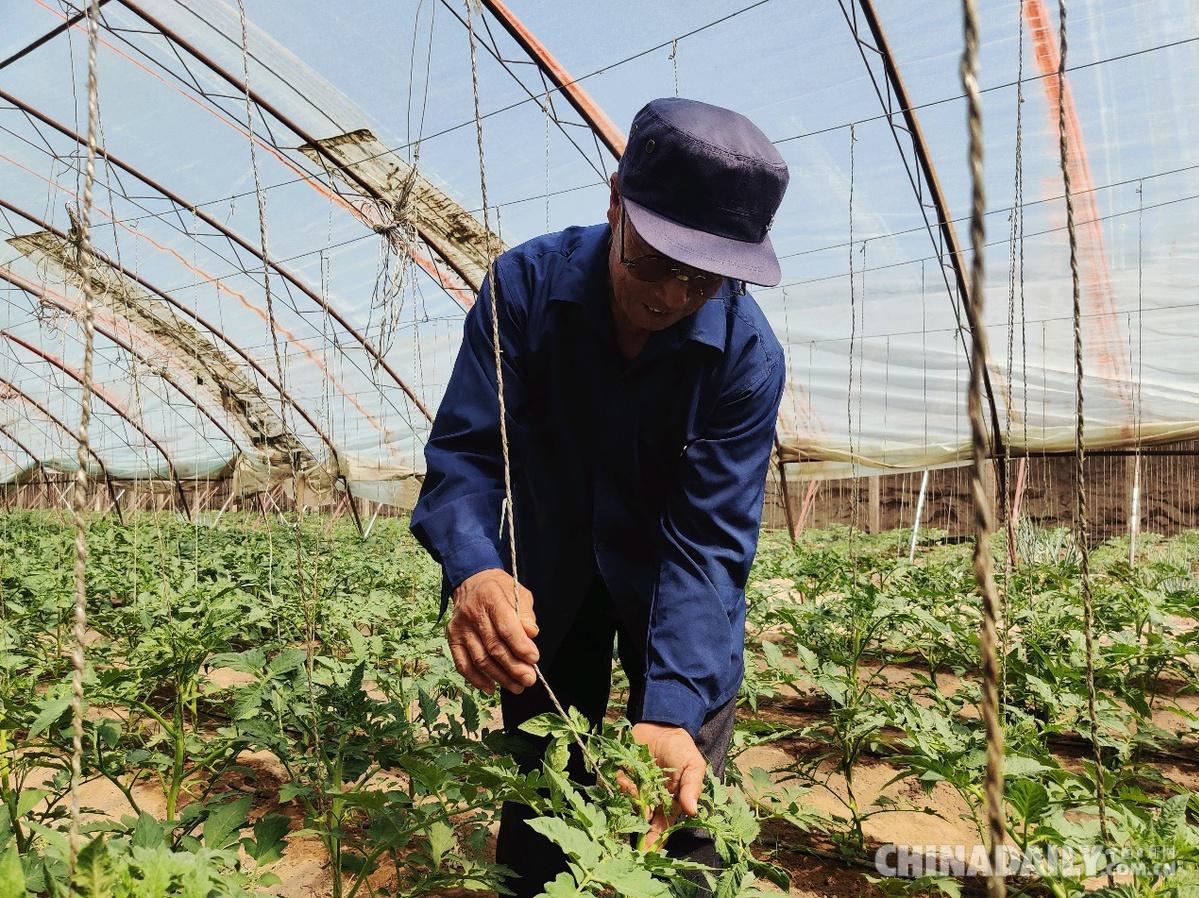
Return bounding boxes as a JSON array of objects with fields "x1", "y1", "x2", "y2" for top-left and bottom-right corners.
[{"x1": 410, "y1": 97, "x2": 788, "y2": 896}]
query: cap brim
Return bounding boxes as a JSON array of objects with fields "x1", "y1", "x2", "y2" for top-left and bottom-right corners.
[{"x1": 622, "y1": 197, "x2": 782, "y2": 287}]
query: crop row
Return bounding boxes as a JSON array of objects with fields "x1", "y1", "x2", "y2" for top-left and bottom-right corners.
[{"x1": 1, "y1": 512, "x2": 1196, "y2": 897}]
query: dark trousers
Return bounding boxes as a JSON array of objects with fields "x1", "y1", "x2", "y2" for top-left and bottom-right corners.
[{"x1": 495, "y1": 576, "x2": 736, "y2": 898}]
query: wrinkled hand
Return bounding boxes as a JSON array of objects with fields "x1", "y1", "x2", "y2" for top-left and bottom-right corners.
[
  {"x1": 447, "y1": 568, "x2": 539, "y2": 695},
  {"x1": 617, "y1": 722, "x2": 707, "y2": 849}
]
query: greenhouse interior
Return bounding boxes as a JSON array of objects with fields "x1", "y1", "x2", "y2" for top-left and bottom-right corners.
[{"x1": 1, "y1": 0, "x2": 1197, "y2": 896}]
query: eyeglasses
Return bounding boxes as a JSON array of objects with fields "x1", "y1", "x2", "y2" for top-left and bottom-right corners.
[{"x1": 618, "y1": 205, "x2": 745, "y2": 298}]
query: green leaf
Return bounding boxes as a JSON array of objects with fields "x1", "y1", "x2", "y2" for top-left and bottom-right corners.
[
  {"x1": 0, "y1": 847, "x2": 25, "y2": 898},
  {"x1": 760, "y1": 640, "x2": 787, "y2": 672},
  {"x1": 130, "y1": 812, "x2": 166, "y2": 849},
  {"x1": 519, "y1": 714, "x2": 561, "y2": 738},
  {"x1": 93, "y1": 718, "x2": 121, "y2": 749},
  {"x1": 1006, "y1": 779, "x2": 1049, "y2": 827},
  {"x1": 793, "y1": 643, "x2": 820, "y2": 673},
  {"x1": 546, "y1": 735, "x2": 570, "y2": 774},
  {"x1": 127, "y1": 845, "x2": 175, "y2": 896},
  {"x1": 426, "y1": 820, "x2": 455, "y2": 867},
  {"x1": 14, "y1": 790, "x2": 45, "y2": 821},
  {"x1": 244, "y1": 812, "x2": 289, "y2": 865},
  {"x1": 201, "y1": 796, "x2": 252, "y2": 850},
  {"x1": 210, "y1": 648, "x2": 265, "y2": 674},
  {"x1": 417, "y1": 687, "x2": 438, "y2": 727},
  {"x1": 537, "y1": 871, "x2": 584, "y2": 897},
  {"x1": 71, "y1": 836, "x2": 110, "y2": 898},
  {"x1": 277, "y1": 782, "x2": 311, "y2": 803},
  {"x1": 268, "y1": 648, "x2": 307, "y2": 676},
  {"x1": 28, "y1": 695, "x2": 72, "y2": 738},
  {"x1": 592, "y1": 857, "x2": 671, "y2": 898},
  {"x1": 462, "y1": 691, "x2": 480, "y2": 733},
  {"x1": 1003, "y1": 756, "x2": 1051, "y2": 778},
  {"x1": 525, "y1": 817, "x2": 601, "y2": 868}
]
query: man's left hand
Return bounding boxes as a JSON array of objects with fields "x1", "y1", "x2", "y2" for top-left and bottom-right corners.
[{"x1": 618, "y1": 722, "x2": 707, "y2": 849}]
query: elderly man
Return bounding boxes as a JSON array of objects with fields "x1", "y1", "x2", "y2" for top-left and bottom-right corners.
[{"x1": 410, "y1": 97, "x2": 789, "y2": 896}]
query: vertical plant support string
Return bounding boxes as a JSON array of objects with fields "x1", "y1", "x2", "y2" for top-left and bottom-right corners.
[
  {"x1": 960, "y1": 1, "x2": 1008, "y2": 894},
  {"x1": 462, "y1": 0, "x2": 611, "y2": 792},
  {"x1": 1055, "y1": 0, "x2": 1114, "y2": 879},
  {"x1": 1130, "y1": 180, "x2": 1144, "y2": 564},
  {"x1": 68, "y1": 0, "x2": 103, "y2": 885},
  {"x1": 847, "y1": 124, "x2": 861, "y2": 563}
]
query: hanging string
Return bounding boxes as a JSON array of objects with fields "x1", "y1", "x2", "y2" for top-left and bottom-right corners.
[
  {"x1": 1017, "y1": 0, "x2": 1029, "y2": 557},
  {"x1": 68, "y1": 0, "x2": 103, "y2": 885},
  {"x1": 1055, "y1": 0, "x2": 1114, "y2": 880},
  {"x1": 669, "y1": 39, "x2": 681, "y2": 97},
  {"x1": 858, "y1": 239, "x2": 866, "y2": 453},
  {"x1": 960, "y1": 2, "x2": 1007, "y2": 894},
  {"x1": 921, "y1": 262, "x2": 928, "y2": 450},
  {"x1": 1000, "y1": 0, "x2": 1027, "y2": 718},
  {"x1": 544, "y1": 88, "x2": 552, "y2": 232},
  {"x1": 462, "y1": 0, "x2": 611, "y2": 793},
  {"x1": 1130, "y1": 180, "x2": 1144, "y2": 564},
  {"x1": 236, "y1": 0, "x2": 288, "y2": 421},
  {"x1": 847, "y1": 124, "x2": 860, "y2": 558}
]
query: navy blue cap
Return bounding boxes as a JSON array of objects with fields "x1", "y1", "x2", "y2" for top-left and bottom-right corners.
[{"x1": 618, "y1": 97, "x2": 789, "y2": 286}]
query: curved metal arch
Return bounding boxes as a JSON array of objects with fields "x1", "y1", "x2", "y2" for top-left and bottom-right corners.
[
  {"x1": 0, "y1": 0, "x2": 114, "y2": 71},
  {"x1": 111, "y1": 0, "x2": 482, "y2": 327},
  {"x1": 839, "y1": 0, "x2": 1006, "y2": 494},
  {"x1": 476, "y1": 0, "x2": 627, "y2": 159},
  {"x1": 0, "y1": 415, "x2": 123, "y2": 521},
  {"x1": 0, "y1": 424, "x2": 38, "y2": 469},
  {"x1": 0, "y1": 419, "x2": 81, "y2": 515},
  {"x1": 0, "y1": 88, "x2": 434, "y2": 425},
  {"x1": 0, "y1": 373, "x2": 126, "y2": 519},
  {"x1": 117, "y1": 0, "x2": 480, "y2": 295},
  {"x1": 0, "y1": 328, "x2": 193, "y2": 518},
  {"x1": 0, "y1": 265, "x2": 248, "y2": 458},
  {"x1": 0, "y1": 199, "x2": 367, "y2": 530},
  {"x1": 0, "y1": 199, "x2": 343, "y2": 465}
]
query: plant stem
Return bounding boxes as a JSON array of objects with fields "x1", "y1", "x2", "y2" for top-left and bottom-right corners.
[{"x1": 166, "y1": 689, "x2": 185, "y2": 821}]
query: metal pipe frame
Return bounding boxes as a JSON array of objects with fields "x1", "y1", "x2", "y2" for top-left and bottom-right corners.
[
  {"x1": 115, "y1": 0, "x2": 477, "y2": 320},
  {"x1": 0, "y1": 422, "x2": 116, "y2": 520},
  {"x1": 0, "y1": 200, "x2": 365, "y2": 530},
  {"x1": 0, "y1": 87, "x2": 433, "y2": 426},
  {"x1": 0, "y1": 265, "x2": 249, "y2": 457},
  {"x1": 0, "y1": 424, "x2": 40, "y2": 472},
  {"x1": 0, "y1": 198, "x2": 343, "y2": 468},
  {"x1": 0, "y1": 0, "x2": 114, "y2": 71},
  {"x1": 477, "y1": 0, "x2": 627, "y2": 159},
  {"x1": 841, "y1": 0, "x2": 1008, "y2": 499},
  {"x1": 774, "y1": 433, "x2": 798, "y2": 544},
  {"x1": 1009, "y1": 447, "x2": 1199, "y2": 459},
  {"x1": 0, "y1": 327, "x2": 193, "y2": 518},
  {"x1": 781, "y1": 445, "x2": 1199, "y2": 480},
  {"x1": 0, "y1": 372, "x2": 127, "y2": 520},
  {"x1": 33, "y1": 1, "x2": 472, "y2": 308}
]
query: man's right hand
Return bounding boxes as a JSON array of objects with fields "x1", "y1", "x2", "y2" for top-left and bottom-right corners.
[{"x1": 447, "y1": 568, "x2": 540, "y2": 695}]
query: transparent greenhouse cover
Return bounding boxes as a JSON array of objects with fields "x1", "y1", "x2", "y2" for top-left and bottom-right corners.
[{"x1": 1, "y1": 0, "x2": 1197, "y2": 505}]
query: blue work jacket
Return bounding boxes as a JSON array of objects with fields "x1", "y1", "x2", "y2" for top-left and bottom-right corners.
[{"x1": 409, "y1": 223, "x2": 785, "y2": 735}]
